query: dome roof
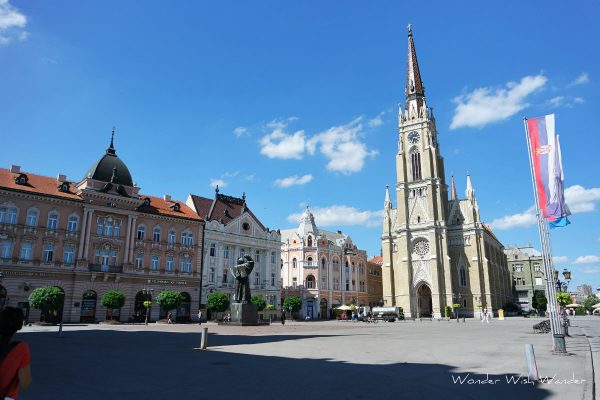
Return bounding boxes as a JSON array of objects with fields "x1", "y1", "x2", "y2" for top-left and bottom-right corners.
[
  {"x1": 297, "y1": 207, "x2": 319, "y2": 238},
  {"x1": 85, "y1": 135, "x2": 134, "y2": 187}
]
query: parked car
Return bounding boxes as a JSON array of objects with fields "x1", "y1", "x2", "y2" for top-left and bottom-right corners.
[{"x1": 592, "y1": 308, "x2": 600, "y2": 316}]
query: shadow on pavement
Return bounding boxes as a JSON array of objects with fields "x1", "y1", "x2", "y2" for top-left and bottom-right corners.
[{"x1": 18, "y1": 330, "x2": 551, "y2": 400}]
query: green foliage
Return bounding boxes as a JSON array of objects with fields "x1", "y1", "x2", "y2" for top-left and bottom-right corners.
[
  {"x1": 251, "y1": 295, "x2": 267, "y2": 311},
  {"x1": 556, "y1": 292, "x2": 571, "y2": 307},
  {"x1": 575, "y1": 307, "x2": 586, "y2": 316},
  {"x1": 266, "y1": 304, "x2": 275, "y2": 310},
  {"x1": 206, "y1": 292, "x2": 229, "y2": 312},
  {"x1": 452, "y1": 303, "x2": 461, "y2": 310},
  {"x1": 28, "y1": 286, "x2": 64, "y2": 316},
  {"x1": 101, "y1": 291, "x2": 126, "y2": 310},
  {"x1": 583, "y1": 295, "x2": 600, "y2": 312},
  {"x1": 156, "y1": 290, "x2": 183, "y2": 311},
  {"x1": 444, "y1": 306, "x2": 452, "y2": 318},
  {"x1": 532, "y1": 290, "x2": 547, "y2": 312},
  {"x1": 283, "y1": 296, "x2": 302, "y2": 313},
  {"x1": 143, "y1": 300, "x2": 152, "y2": 308}
]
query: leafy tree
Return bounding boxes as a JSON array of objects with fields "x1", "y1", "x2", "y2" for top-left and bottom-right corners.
[
  {"x1": 444, "y1": 306, "x2": 452, "y2": 318},
  {"x1": 251, "y1": 295, "x2": 267, "y2": 311},
  {"x1": 556, "y1": 292, "x2": 571, "y2": 307},
  {"x1": 206, "y1": 293, "x2": 229, "y2": 313},
  {"x1": 583, "y1": 295, "x2": 600, "y2": 312},
  {"x1": 532, "y1": 290, "x2": 547, "y2": 312},
  {"x1": 156, "y1": 290, "x2": 183, "y2": 312},
  {"x1": 101, "y1": 290, "x2": 126, "y2": 320},
  {"x1": 29, "y1": 286, "x2": 65, "y2": 321},
  {"x1": 283, "y1": 296, "x2": 302, "y2": 314},
  {"x1": 266, "y1": 304, "x2": 275, "y2": 311}
]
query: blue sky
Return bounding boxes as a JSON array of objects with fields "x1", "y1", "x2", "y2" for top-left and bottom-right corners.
[{"x1": 1, "y1": 1, "x2": 599, "y2": 291}]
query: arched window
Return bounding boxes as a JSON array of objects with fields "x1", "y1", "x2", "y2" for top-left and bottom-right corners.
[
  {"x1": 209, "y1": 243, "x2": 216, "y2": 257},
  {"x1": 1, "y1": 239, "x2": 13, "y2": 259},
  {"x1": 47, "y1": 212, "x2": 59, "y2": 230},
  {"x1": 307, "y1": 236, "x2": 313, "y2": 247},
  {"x1": 168, "y1": 229, "x2": 176, "y2": 244},
  {"x1": 459, "y1": 264, "x2": 467, "y2": 287},
  {"x1": 0, "y1": 206, "x2": 18, "y2": 225},
  {"x1": 209, "y1": 267, "x2": 215, "y2": 282},
  {"x1": 306, "y1": 275, "x2": 315, "y2": 289},
  {"x1": 137, "y1": 225, "x2": 145, "y2": 241},
  {"x1": 26, "y1": 209, "x2": 38, "y2": 227},
  {"x1": 166, "y1": 255, "x2": 174, "y2": 271},
  {"x1": 292, "y1": 258, "x2": 297, "y2": 268},
  {"x1": 333, "y1": 258, "x2": 339, "y2": 271},
  {"x1": 410, "y1": 148, "x2": 422, "y2": 181},
  {"x1": 153, "y1": 227, "x2": 161, "y2": 242},
  {"x1": 181, "y1": 231, "x2": 193, "y2": 246},
  {"x1": 42, "y1": 243, "x2": 55, "y2": 263},
  {"x1": 254, "y1": 272, "x2": 260, "y2": 285},
  {"x1": 151, "y1": 255, "x2": 159, "y2": 270},
  {"x1": 306, "y1": 256, "x2": 313, "y2": 266},
  {"x1": 321, "y1": 258, "x2": 326, "y2": 269},
  {"x1": 67, "y1": 215, "x2": 79, "y2": 232}
]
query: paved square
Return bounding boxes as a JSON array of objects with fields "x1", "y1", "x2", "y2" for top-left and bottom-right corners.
[{"x1": 17, "y1": 317, "x2": 596, "y2": 400}]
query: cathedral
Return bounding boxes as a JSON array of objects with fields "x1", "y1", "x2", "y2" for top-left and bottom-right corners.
[{"x1": 381, "y1": 26, "x2": 512, "y2": 318}]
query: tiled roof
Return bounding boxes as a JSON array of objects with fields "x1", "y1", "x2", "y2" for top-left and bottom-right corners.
[
  {"x1": 482, "y1": 223, "x2": 500, "y2": 243},
  {"x1": 0, "y1": 168, "x2": 201, "y2": 221},
  {"x1": 0, "y1": 168, "x2": 81, "y2": 201},
  {"x1": 189, "y1": 193, "x2": 267, "y2": 231},
  {"x1": 369, "y1": 256, "x2": 383, "y2": 265}
]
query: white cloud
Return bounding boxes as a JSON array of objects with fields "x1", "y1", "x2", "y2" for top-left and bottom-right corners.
[
  {"x1": 547, "y1": 96, "x2": 585, "y2": 108},
  {"x1": 233, "y1": 127, "x2": 249, "y2": 137},
  {"x1": 548, "y1": 96, "x2": 564, "y2": 107},
  {"x1": 307, "y1": 117, "x2": 378, "y2": 174},
  {"x1": 450, "y1": 74, "x2": 547, "y2": 129},
  {"x1": 581, "y1": 268, "x2": 600, "y2": 274},
  {"x1": 568, "y1": 72, "x2": 589, "y2": 87},
  {"x1": 259, "y1": 119, "x2": 306, "y2": 160},
  {"x1": 553, "y1": 256, "x2": 569, "y2": 264},
  {"x1": 488, "y1": 205, "x2": 536, "y2": 230},
  {"x1": 287, "y1": 205, "x2": 384, "y2": 228},
  {"x1": 574, "y1": 97, "x2": 585, "y2": 104},
  {"x1": 565, "y1": 185, "x2": 600, "y2": 213},
  {"x1": 209, "y1": 178, "x2": 226, "y2": 189},
  {"x1": 574, "y1": 255, "x2": 600, "y2": 264},
  {"x1": 274, "y1": 174, "x2": 313, "y2": 188},
  {"x1": 368, "y1": 112, "x2": 385, "y2": 128},
  {"x1": 0, "y1": 0, "x2": 27, "y2": 45}
]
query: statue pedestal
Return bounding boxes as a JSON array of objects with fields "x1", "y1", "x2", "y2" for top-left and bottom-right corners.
[{"x1": 230, "y1": 303, "x2": 259, "y2": 326}]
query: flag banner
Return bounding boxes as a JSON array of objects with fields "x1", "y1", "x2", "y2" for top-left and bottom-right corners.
[{"x1": 526, "y1": 114, "x2": 570, "y2": 227}]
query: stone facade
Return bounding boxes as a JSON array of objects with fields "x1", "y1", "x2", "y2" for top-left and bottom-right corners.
[
  {"x1": 0, "y1": 137, "x2": 204, "y2": 323},
  {"x1": 280, "y1": 208, "x2": 368, "y2": 319},
  {"x1": 367, "y1": 257, "x2": 384, "y2": 308},
  {"x1": 381, "y1": 27, "x2": 512, "y2": 318},
  {"x1": 505, "y1": 244, "x2": 545, "y2": 311}
]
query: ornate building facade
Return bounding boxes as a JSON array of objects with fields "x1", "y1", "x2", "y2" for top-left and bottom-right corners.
[
  {"x1": 505, "y1": 244, "x2": 545, "y2": 311},
  {"x1": 280, "y1": 208, "x2": 368, "y2": 319},
  {"x1": 381, "y1": 27, "x2": 512, "y2": 318},
  {"x1": 367, "y1": 256, "x2": 384, "y2": 308},
  {"x1": 186, "y1": 189, "x2": 281, "y2": 317},
  {"x1": 0, "y1": 135, "x2": 204, "y2": 323}
]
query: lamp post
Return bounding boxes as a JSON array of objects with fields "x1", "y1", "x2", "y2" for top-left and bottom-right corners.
[
  {"x1": 142, "y1": 287, "x2": 153, "y2": 326},
  {"x1": 453, "y1": 293, "x2": 462, "y2": 322},
  {"x1": 555, "y1": 268, "x2": 572, "y2": 335}
]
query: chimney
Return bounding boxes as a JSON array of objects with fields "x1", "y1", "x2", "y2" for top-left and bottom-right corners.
[
  {"x1": 164, "y1": 194, "x2": 172, "y2": 202},
  {"x1": 10, "y1": 165, "x2": 21, "y2": 174},
  {"x1": 57, "y1": 174, "x2": 67, "y2": 182}
]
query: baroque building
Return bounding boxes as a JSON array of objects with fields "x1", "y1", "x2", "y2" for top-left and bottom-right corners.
[
  {"x1": 280, "y1": 208, "x2": 368, "y2": 319},
  {"x1": 186, "y1": 188, "x2": 281, "y2": 318},
  {"x1": 0, "y1": 134, "x2": 204, "y2": 323},
  {"x1": 367, "y1": 256, "x2": 384, "y2": 308},
  {"x1": 381, "y1": 27, "x2": 512, "y2": 318},
  {"x1": 504, "y1": 244, "x2": 545, "y2": 311}
]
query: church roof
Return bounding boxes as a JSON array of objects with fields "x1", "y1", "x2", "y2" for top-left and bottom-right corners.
[
  {"x1": 296, "y1": 207, "x2": 319, "y2": 238},
  {"x1": 188, "y1": 191, "x2": 267, "y2": 231},
  {"x1": 405, "y1": 24, "x2": 425, "y2": 111},
  {"x1": 84, "y1": 133, "x2": 134, "y2": 187}
]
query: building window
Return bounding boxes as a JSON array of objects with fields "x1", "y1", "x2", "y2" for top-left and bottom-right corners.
[
  {"x1": 513, "y1": 264, "x2": 523, "y2": 272},
  {"x1": 63, "y1": 245, "x2": 75, "y2": 264},
  {"x1": 166, "y1": 256, "x2": 174, "y2": 271},
  {"x1": 105, "y1": 219, "x2": 114, "y2": 237},
  {"x1": 0, "y1": 207, "x2": 18, "y2": 225},
  {"x1": 271, "y1": 273, "x2": 276, "y2": 286},
  {"x1": 321, "y1": 276, "x2": 327, "y2": 289},
  {"x1": 26, "y1": 209, "x2": 38, "y2": 227},
  {"x1": 306, "y1": 275, "x2": 315, "y2": 289},
  {"x1": 224, "y1": 246, "x2": 230, "y2": 259},
  {"x1": 307, "y1": 236, "x2": 313, "y2": 247},
  {"x1": 1, "y1": 239, "x2": 13, "y2": 259},
  {"x1": 168, "y1": 230, "x2": 176, "y2": 245},
  {"x1": 20, "y1": 242, "x2": 33, "y2": 261},
  {"x1": 271, "y1": 251, "x2": 275, "y2": 264},
  {"x1": 185, "y1": 257, "x2": 192, "y2": 272},
  {"x1": 410, "y1": 148, "x2": 422, "y2": 181},
  {"x1": 67, "y1": 216, "x2": 78, "y2": 232},
  {"x1": 137, "y1": 226, "x2": 145, "y2": 241},
  {"x1": 334, "y1": 278, "x2": 340, "y2": 290},
  {"x1": 459, "y1": 265, "x2": 467, "y2": 287},
  {"x1": 345, "y1": 279, "x2": 350, "y2": 291},
  {"x1": 306, "y1": 257, "x2": 313, "y2": 267},
  {"x1": 333, "y1": 258, "x2": 339, "y2": 271},
  {"x1": 292, "y1": 258, "x2": 297, "y2": 268},
  {"x1": 111, "y1": 250, "x2": 118, "y2": 266},
  {"x1": 209, "y1": 243, "x2": 216, "y2": 257},
  {"x1": 321, "y1": 258, "x2": 326, "y2": 269},
  {"x1": 209, "y1": 267, "x2": 215, "y2": 282},
  {"x1": 255, "y1": 250, "x2": 260, "y2": 263},
  {"x1": 151, "y1": 255, "x2": 159, "y2": 271},
  {"x1": 254, "y1": 272, "x2": 260, "y2": 285},
  {"x1": 153, "y1": 227, "x2": 161, "y2": 243},
  {"x1": 360, "y1": 281, "x2": 365, "y2": 292},
  {"x1": 47, "y1": 212, "x2": 58, "y2": 230},
  {"x1": 181, "y1": 232, "x2": 193, "y2": 246},
  {"x1": 42, "y1": 243, "x2": 54, "y2": 263},
  {"x1": 240, "y1": 248, "x2": 245, "y2": 258},
  {"x1": 114, "y1": 221, "x2": 120, "y2": 237},
  {"x1": 292, "y1": 277, "x2": 297, "y2": 288},
  {"x1": 352, "y1": 279, "x2": 355, "y2": 290},
  {"x1": 223, "y1": 269, "x2": 228, "y2": 284},
  {"x1": 533, "y1": 263, "x2": 541, "y2": 272},
  {"x1": 135, "y1": 252, "x2": 144, "y2": 269},
  {"x1": 535, "y1": 277, "x2": 543, "y2": 286}
]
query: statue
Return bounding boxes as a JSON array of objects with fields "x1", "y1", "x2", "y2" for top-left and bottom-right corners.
[{"x1": 232, "y1": 255, "x2": 254, "y2": 303}]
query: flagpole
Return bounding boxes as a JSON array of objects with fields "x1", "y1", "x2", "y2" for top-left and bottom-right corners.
[{"x1": 523, "y1": 118, "x2": 566, "y2": 353}]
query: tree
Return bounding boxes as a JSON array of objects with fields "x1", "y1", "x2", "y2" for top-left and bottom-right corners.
[
  {"x1": 29, "y1": 286, "x2": 65, "y2": 322},
  {"x1": 532, "y1": 290, "x2": 547, "y2": 312},
  {"x1": 556, "y1": 292, "x2": 571, "y2": 307},
  {"x1": 283, "y1": 296, "x2": 302, "y2": 317},
  {"x1": 156, "y1": 290, "x2": 183, "y2": 313},
  {"x1": 251, "y1": 295, "x2": 267, "y2": 311},
  {"x1": 206, "y1": 293, "x2": 229, "y2": 313},
  {"x1": 583, "y1": 295, "x2": 600, "y2": 312},
  {"x1": 101, "y1": 290, "x2": 126, "y2": 320}
]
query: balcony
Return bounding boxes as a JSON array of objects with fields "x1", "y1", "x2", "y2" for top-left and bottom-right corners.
[{"x1": 88, "y1": 264, "x2": 123, "y2": 273}]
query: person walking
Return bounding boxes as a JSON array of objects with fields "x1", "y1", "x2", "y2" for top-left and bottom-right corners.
[
  {"x1": 0, "y1": 307, "x2": 32, "y2": 400},
  {"x1": 481, "y1": 309, "x2": 486, "y2": 323},
  {"x1": 198, "y1": 310, "x2": 202, "y2": 325},
  {"x1": 167, "y1": 311, "x2": 173, "y2": 324},
  {"x1": 281, "y1": 311, "x2": 285, "y2": 325},
  {"x1": 486, "y1": 309, "x2": 492, "y2": 323}
]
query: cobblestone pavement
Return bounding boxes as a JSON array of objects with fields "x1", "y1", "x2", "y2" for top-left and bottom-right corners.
[{"x1": 17, "y1": 316, "x2": 596, "y2": 400}]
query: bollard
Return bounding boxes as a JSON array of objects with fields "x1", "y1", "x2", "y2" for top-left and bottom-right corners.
[
  {"x1": 58, "y1": 321, "x2": 63, "y2": 338},
  {"x1": 200, "y1": 327, "x2": 208, "y2": 350},
  {"x1": 525, "y1": 344, "x2": 539, "y2": 382}
]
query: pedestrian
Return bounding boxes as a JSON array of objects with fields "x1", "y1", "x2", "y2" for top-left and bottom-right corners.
[
  {"x1": 480, "y1": 309, "x2": 486, "y2": 323},
  {"x1": 281, "y1": 311, "x2": 285, "y2": 325},
  {"x1": 486, "y1": 309, "x2": 492, "y2": 323},
  {"x1": 167, "y1": 311, "x2": 173, "y2": 324},
  {"x1": 0, "y1": 307, "x2": 32, "y2": 399},
  {"x1": 198, "y1": 310, "x2": 202, "y2": 325},
  {"x1": 341, "y1": 311, "x2": 346, "y2": 321}
]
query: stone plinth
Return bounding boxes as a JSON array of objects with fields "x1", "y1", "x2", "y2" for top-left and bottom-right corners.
[{"x1": 230, "y1": 302, "x2": 259, "y2": 326}]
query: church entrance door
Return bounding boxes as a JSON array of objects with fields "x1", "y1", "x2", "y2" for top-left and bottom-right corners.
[{"x1": 417, "y1": 284, "x2": 432, "y2": 317}]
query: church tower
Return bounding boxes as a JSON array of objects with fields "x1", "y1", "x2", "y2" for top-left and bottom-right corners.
[{"x1": 382, "y1": 25, "x2": 453, "y2": 318}]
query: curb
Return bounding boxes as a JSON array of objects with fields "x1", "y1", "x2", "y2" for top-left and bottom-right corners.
[{"x1": 576, "y1": 324, "x2": 596, "y2": 400}]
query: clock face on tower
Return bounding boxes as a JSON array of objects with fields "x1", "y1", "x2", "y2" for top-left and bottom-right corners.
[{"x1": 408, "y1": 131, "x2": 420, "y2": 144}]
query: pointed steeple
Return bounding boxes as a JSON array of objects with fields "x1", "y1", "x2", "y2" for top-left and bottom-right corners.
[
  {"x1": 107, "y1": 127, "x2": 116, "y2": 155},
  {"x1": 297, "y1": 206, "x2": 319, "y2": 239},
  {"x1": 384, "y1": 184, "x2": 393, "y2": 209},
  {"x1": 405, "y1": 24, "x2": 426, "y2": 115},
  {"x1": 466, "y1": 174, "x2": 475, "y2": 200},
  {"x1": 451, "y1": 175, "x2": 457, "y2": 201}
]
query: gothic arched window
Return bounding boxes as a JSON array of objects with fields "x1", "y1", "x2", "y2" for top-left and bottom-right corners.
[{"x1": 410, "y1": 148, "x2": 422, "y2": 181}]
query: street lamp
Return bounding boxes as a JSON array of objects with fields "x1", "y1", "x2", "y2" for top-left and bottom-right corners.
[
  {"x1": 554, "y1": 268, "x2": 572, "y2": 334},
  {"x1": 142, "y1": 288, "x2": 154, "y2": 326},
  {"x1": 453, "y1": 293, "x2": 463, "y2": 322}
]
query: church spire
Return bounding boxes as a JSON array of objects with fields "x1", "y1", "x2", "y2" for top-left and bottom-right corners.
[
  {"x1": 384, "y1": 184, "x2": 393, "y2": 209},
  {"x1": 466, "y1": 174, "x2": 475, "y2": 200},
  {"x1": 451, "y1": 175, "x2": 457, "y2": 201},
  {"x1": 405, "y1": 24, "x2": 425, "y2": 112},
  {"x1": 107, "y1": 127, "x2": 116, "y2": 155}
]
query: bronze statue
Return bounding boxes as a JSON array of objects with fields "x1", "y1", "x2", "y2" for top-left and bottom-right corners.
[{"x1": 232, "y1": 255, "x2": 254, "y2": 303}]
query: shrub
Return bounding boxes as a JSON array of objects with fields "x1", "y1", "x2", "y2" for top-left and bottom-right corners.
[
  {"x1": 156, "y1": 290, "x2": 183, "y2": 312},
  {"x1": 101, "y1": 291, "x2": 125, "y2": 320},
  {"x1": 29, "y1": 286, "x2": 64, "y2": 321},
  {"x1": 283, "y1": 296, "x2": 302, "y2": 315},
  {"x1": 575, "y1": 307, "x2": 586, "y2": 316},
  {"x1": 206, "y1": 292, "x2": 229, "y2": 313},
  {"x1": 251, "y1": 295, "x2": 267, "y2": 311},
  {"x1": 444, "y1": 306, "x2": 452, "y2": 318}
]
